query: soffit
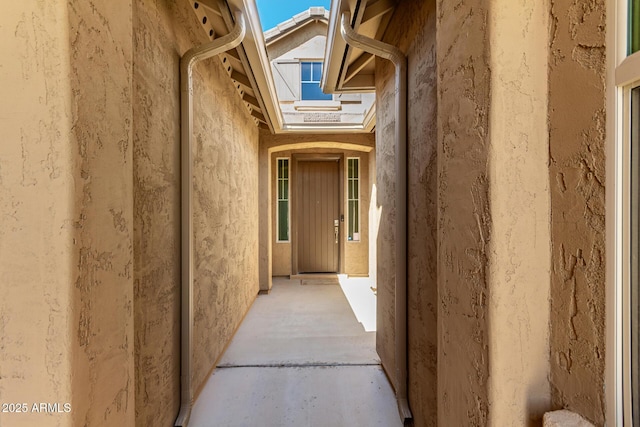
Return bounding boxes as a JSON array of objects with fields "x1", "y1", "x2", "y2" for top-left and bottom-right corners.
[
  {"x1": 190, "y1": 0, "x2": 273, "y2": 130},
  {"x1": 322, "y1": 0, "x2": 396, "y2": 93}
]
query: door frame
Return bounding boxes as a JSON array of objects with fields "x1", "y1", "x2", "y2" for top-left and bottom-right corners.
[{"x1": 291, "y1": 153, "x2": 345, "y2": 275}]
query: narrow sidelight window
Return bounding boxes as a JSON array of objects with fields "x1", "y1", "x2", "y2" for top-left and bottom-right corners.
[
  {"x1": 347, "y1": 158, "x2": 360, "y2": 241},
  {"x1": 277, "y1": 158, "x2": 289, "y2": 242},
  {"x1": 631, "y1": 0, "x2": 640, "y2": 54}
]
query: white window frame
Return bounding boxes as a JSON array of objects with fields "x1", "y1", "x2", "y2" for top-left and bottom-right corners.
[
  {"x1": 276, "y1": 157, "x2": 290, "y2": 243},
  {"x1": 300, "y1": 60, "x2": 332, "y2": 101},
  {"x1": 347, "y1": 157, "x2": 360, "y2": 242},
  {"x1": 607, "y1": 0, "x2": 640, "y2": 424}
]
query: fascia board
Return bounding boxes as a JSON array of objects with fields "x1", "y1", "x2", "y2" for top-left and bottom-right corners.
[
  {"x1": 321, "y1": 0, "x2": 351, "y2": 94},
  {"x1": 227, "y1": 0, "x2": 285, "y2": 132}
]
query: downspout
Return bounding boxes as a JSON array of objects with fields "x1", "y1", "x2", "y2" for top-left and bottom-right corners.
[
  {"x1": 175, "y1": 10, "x2": 246, "y2": 427},
  {"x1": 340, "y1": 12, "x2": 411, "y2": 424}
]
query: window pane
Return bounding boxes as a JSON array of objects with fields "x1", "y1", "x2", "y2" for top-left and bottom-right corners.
[
  {"x1": 302, "y1": 82, "x2": 332, "y2": 101},
  {"x1": 277, "y1": 159, "x2": 289, "y2": 241},
  {"x1": 312, "y1": 62, "x2": 322, "y2": 80},
  {"x1": 278, "y1": 201, "x2": 288, "y2": 241},
  {"x1": 632, "y1": 0, "x2": 640, "y2": 54},
  {"x1": 348, "y1": 200, "x2": 355, "y2": 240},
  {"x1": 632, "y1": 85, "x2": 640, "y2": 424},
  {"x1": 301, "y1": 62, "x2": 312, "y2": 81},
  {"x1": 353, "y1": 200, "x2": 359, "y2": 233}
]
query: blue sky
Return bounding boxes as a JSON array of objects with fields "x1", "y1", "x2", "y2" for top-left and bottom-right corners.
[{"x1": 255, "y1": 0, "x2": 331, "y2": 31}]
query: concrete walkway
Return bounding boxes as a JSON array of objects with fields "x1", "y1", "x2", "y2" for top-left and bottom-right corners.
[{"x1": 189, "y1": 277, "x2": 402, "y2": 427}]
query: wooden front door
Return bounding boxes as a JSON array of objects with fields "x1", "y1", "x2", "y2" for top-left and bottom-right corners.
[{"x1": 297, "y1": 160, "x2": 340, "y2": 273}]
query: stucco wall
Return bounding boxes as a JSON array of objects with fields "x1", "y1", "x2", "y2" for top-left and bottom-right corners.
[
  {"x1": 375, "y1": 2, "x2": 438, "y2": 424},
  {"x1": 1, "y1": 0, "x2": 259, "y2": 425},
  {"x1": 1, "y1": 1, "x2": 135, "y2": 426},
  {"x1": 68, "y1": 1, "x2": 136, "y2": 424},
  {"x1": 548, "y1": 1, "x2": 606, "y2": 424},
  {"x1": 0, "y1": 2, "x2": 77, "y2": 426},
  {"x1": 487, "y1": 1, "x2": 552, "y2": 424},
  {"x1": 133, "y1": 0, "x2": 260, "y2": 418},
  {"x1": 436, "y1": 0, "x2": 552, "y2": 425},
  {"x1": 191, "y1": 39, "x2": 260, "y2": 400},
  {"x1": 436, "y1": 0, "x2": 492, "y2": 420},
  {"x1": 374, "y1": 51, "x2": 399, "y2": 393},
  {"x1": 132, "y1": 0, "x2": 186, "y2": 424}
]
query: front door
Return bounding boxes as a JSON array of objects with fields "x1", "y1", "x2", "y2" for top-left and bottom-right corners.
[{"x1": 297, "y1": 160, "x2": 340, "y2": 273}]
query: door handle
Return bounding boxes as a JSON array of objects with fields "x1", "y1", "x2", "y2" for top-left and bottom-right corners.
[{"x1": 334, "y1": 226, "x2": 339, "y2": 244}]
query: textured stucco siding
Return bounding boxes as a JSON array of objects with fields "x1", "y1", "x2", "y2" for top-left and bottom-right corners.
[
  {"x1": 436, "y1": 0, "x2": 492, "y2": 424},
  {"x1": 374, "y1": 47, "x2": 399, "y2": 392},
  {"x1": 67, "y1": 0, "x2": 136, "y2": 425},
  {"x1": 548, "y1": 1, "x2": 606, "y2": 424},
  {"x1": 375, "y1": 0, "x2": 438, "y2": 424},
  {"x1": 191, "y1": 43, "x2": 260, "y2": 398},
  {"x1": 436, "y1": 0, "x2": 552, "y2": 425},
  {"x1": 2, "y1": 1, "x2": 136, "y2": 424},
  {"x1": 1, "y1": 0, "x2": 260, "y2": 425},
  {"x1": 487, "y1": 1, "x2": 552, "y2": 424},
  {"x1": 132, "y1": 0, "x2": 188, "y2": 424},
  {"x1": 0, "y1": 2, "x2": 76, "y2": 426},
  {"x1": 133, "y1": 0, "x2": 260, "y2": 418}
]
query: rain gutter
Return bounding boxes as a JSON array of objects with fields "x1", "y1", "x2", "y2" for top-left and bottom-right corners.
[{"x1": 175, "y1": 10, "x2": 246, "y2": 427}]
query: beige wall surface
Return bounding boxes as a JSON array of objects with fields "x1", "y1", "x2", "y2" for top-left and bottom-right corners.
[
  {"x1": 191, "y1": 35, "x2": 260, "y2": 402},
  {"x1": 374, "y1": 56, "x2": 399, "y2": 393},
  {"x1": 68, "y1": 1, "x2": 136, "y2": 424},
  {"x1": 436, "y1": 1, "x2": 492, "y2": 424},
  {"x1": 1, "y1": 0, "x2": 260, "y2": 425},
  {"x1": 0, "y1": 1, "x2": 134, "y2": 426},
  {"x1": 548, "y1": 0, "x2": 606, "y2": 424},
  {"x1": 132, "y1": 0, "x2": 189, "y2": 424},
  {"x1": 0, "y1": 1, "x2": 77, "y2": 426},
  {"x1": 1, "y1": 0, "x2": 136, "y2": 426},
  {"x1": 487, "y1": 1, "x2": 551, "y2": 425},
  {"x1": 375, "y1": 2, "x2": 438, "y2": 424},
  {"x1": 436, "y1": 0, "x2": 552, "y2": 425}
]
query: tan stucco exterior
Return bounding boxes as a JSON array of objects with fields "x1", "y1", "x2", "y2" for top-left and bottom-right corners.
[
  {"x1": 375, "y1": 0, "x2": 438, "y2": 424},
  {"x1": 549, "y1": 0, "x2": 606, "y2": 423},
  {"x1": 2, "y1": 2, "x2": 79, "y2": 426},
  {"x1": 1, "y1": 1, "x2": 135, "y2": 425},
  {"x1": 1, "y1": 1, "x2": 259, "y2": 426},
  {"x1": 368, "y1": 0, "x2": 604, "y2": 425}
]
